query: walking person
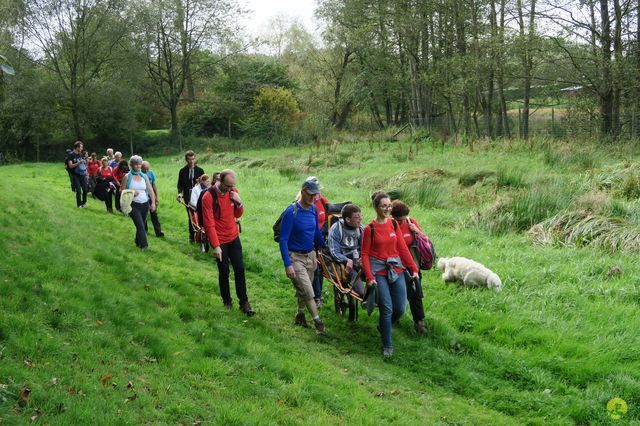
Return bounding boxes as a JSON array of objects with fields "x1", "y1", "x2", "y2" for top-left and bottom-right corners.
[
  {"x1": 95, "y1": 156, "x2": 117, "y2": 212},
  {"x1": 120, "y1": 156, "x2": 156, "y2": 250},
  {"x1": 177, "y1": 150, "x2": 204, "y2": 243},
  {"x1": 391, "y1": 200, "x2": 427, "y2": 334},
  {"x1": 112, "y1": 160, "x2": 129, "y2": 212},
  {"x1": 361, "y1": 192, "x2": 419, "y2": 357},
  {"x1": 142, "y1": 161, "x2": 164, "y2": 237},
  {"x1": 66, "y1": 141, "x2": 88, "y2": 208},
  {"x1": 201, "y1": 169, "x2": 255, "y2": 315},
  {"x1": 278, "y1": 178, "x2": 327, "y2": 334},
  {"x1": 87, "y1": 152, "x2": 101, "y2": 195}
]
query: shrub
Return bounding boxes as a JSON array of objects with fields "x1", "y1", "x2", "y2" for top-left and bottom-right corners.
[
  {"x1": 496, "y1": 167, "x2": 527, "y2": 188},
  {"x1": 458, "y1": 170, "x2": 495, "y2": 187},
  {"x1": 529, "y1": 211, "x2": 640, "y2": 253},
  {"x1": 409, "y1": 182, "x2": 448, "y2": 209}
]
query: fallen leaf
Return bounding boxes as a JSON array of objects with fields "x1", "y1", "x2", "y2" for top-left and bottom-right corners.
[
  {"x1": 95, "y1": 320, "x2": 103, "y2": 326},
  {"x1": 18, "y1": 386, "x2": 31, "y2": 407},
  {"x1": 51, "y1": 378, "x2": 58, "y2": 385},
  {"x1": 99, "y1": 373, "x2": 113, "y2": 386},
  {"x1": 250, "y1": 381, "x2": 257, "y2": 385},
  {"x1": 173, "y1": 351, "x2": 182, "y2": 357},
  {"x1": 66, "y1": 386, "x2": 75, "y2": 395},
  {"x1": 390, "y1": 389, "x2": 400, "y2": 395},
  {"x1": 24, "y1": 359, "x2": 34, "y2": 368},
  {"x1": 29, "y1": 409, "x2": 43, "y2": 422},
  {"x1": 124, "y1": 394, "x2": 137, "y2": 403}
]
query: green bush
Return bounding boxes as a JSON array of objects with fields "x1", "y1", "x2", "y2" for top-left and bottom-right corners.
[
  {"x1": 496, "y1": 167, "x2": 527, "y2": 188},
  {"x1": 458, "y1": 170, "x2": 495, "y2": 187},
  {"x1": 409, "y1": 182, "x2": 448, "y2": 209}
]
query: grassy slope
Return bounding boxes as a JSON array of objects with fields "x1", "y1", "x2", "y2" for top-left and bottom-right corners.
[{"x1": 1, "y1": 140, "x2": 639, "y2": 424}]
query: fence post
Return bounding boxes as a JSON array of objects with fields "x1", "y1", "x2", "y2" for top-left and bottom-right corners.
[
  {"x1": 518, "y1": 107, "x2": 522, "y2": 139},
  {"x1": 551, "y1": 107, "x2": 555, "y2": 137}
]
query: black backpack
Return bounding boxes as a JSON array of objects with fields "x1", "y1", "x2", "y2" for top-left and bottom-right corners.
[
  {"x1": 196, "y1": 186, "x2": 239, "y2": 223},
  {"x1": 273, "y1": 202, "x2": 317, "y2": 242}
]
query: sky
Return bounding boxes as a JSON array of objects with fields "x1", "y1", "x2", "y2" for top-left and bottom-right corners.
[{"x1": 240, "y1": 0, "x2": 321, "y2": 37}]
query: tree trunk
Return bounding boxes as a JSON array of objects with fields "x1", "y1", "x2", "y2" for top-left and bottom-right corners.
[{"x1": 600, "y1": 0, "x2": 613, "y2": 135}]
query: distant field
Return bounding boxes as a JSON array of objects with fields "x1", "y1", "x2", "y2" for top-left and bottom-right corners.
[{"x1": 1, "y1": 138, "x2": 639, "y2": 424}]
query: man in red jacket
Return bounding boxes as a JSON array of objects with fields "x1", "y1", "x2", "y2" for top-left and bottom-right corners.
[{"x1": 202, "y1": 169, "x2": 255, "y2": 316}]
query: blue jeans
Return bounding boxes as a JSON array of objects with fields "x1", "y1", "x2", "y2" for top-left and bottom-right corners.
[{"x1": 376, "y1": 272, "x2": 407, "y2": 348}]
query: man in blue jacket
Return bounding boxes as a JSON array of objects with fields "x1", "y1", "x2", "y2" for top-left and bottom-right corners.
[{"x1": 279, "y1": 177, "x2": 326, "y2": 334}]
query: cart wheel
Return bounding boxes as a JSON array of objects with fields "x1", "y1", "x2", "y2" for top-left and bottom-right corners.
[
  {"x1": 347, "y1": 295, "x2": 356, "y2": 322},
  {"x1": 333, "y1": 287, "x2": 342, "y2": 316}
]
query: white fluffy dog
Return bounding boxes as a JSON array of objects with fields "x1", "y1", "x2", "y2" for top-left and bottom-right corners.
[{"x1": 437, "y1": 257, "x2": 502, "y2": 292}]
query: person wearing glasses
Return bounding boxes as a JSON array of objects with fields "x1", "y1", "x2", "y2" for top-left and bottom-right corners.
[
  {"x1": 278, "y1": 177, "x2": 327, "y2": 335},
  {"x1": 201, "y1": 169, "x2": 255, "y2": 316},
  {"x1": 120, "y1": 156, "x2": 156, "y2": 250},
  {"x1": 361, "y1": 191, "x2": 419, "y2": 357}
]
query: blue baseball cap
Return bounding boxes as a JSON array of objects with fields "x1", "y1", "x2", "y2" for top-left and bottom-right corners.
[{"x1": 302, "y1": 176, "x2": 322, "y2": 194}]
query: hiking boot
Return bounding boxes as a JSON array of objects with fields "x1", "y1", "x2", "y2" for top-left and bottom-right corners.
[
  {"x1": 415, "y1": 320, "x2": 426, "y2": 335},
  {"x1": 240, "y1": 301, "x2": 255, "y2": 317},
  {"x1": 224, "y1": 302, "x2": 233, "y2": 311},
  {"x1": 295, "y1": 312, "x2": 309, "y2": 328},
  {"x1": 382, "y1": 347, "x2": 394, "y2": 357},
  {"x1": 314, "y1": 319, "x2": 326, "y2": 335}
]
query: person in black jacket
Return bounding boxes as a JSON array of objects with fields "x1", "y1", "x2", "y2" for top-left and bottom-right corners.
[{"x1": 176, "y1": 150, "x2": 205, "y2": 243}]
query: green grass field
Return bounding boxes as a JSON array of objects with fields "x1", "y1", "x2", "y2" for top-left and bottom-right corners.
[{"x1": 1, "y1": 138, "x2": 639, "y2": 424}]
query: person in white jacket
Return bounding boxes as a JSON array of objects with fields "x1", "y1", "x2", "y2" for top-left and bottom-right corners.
[{"x1": 189, "y1": 174, "x2": 212, "y2": 210}]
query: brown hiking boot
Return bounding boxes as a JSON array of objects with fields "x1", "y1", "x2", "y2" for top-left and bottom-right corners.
[
  {"x1": 240, "y1": 301, "x2": 255, "y2": 317},
  {"x1": 415, "y1": 320, "x2": 426, "y2": 335},
  {"x1": 314, "y1": 319, "x2": 326, "y2": 335},
  {"x1": 295, "y1": 312, "x2": 309, "y2": 328}
]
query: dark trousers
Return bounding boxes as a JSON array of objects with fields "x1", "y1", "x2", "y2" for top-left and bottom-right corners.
[
  {"x1": 185, "y1": 206, "x2": 195, "y2": 241},
  {"x1": 104, "y1": 190, "x2": 113, "y2": 211},
  {"x1": 129, "y1": 202, "x2": 149, "y2": 248},
  {"x1": 405, "y1": 271, "x2": 425, "y2": 323},
  {"x1": 71, "y1": 173, "x2": 88, "y2": 207},
  {"x1": 115, "y1": 188, "x2": 121, "y2": 211},
  {"x1": 215, "y1": 237, "x2": 248, "y2": 305},
  {"x1": 312, "y1": 265, "x2": 324, "y2": 301},
  {"x1": 145, "y1": 202, "x2": 162, "y2": 235}
]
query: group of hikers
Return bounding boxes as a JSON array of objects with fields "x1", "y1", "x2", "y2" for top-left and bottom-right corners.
[{"x1": 65, "y1": 144, "x2": 433, "y2": 357}]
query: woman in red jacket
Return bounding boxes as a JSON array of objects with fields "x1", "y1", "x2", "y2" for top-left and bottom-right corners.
[
  {"x1": 391, "y1": 199, "x2": 427, "y2": 334},
  {"x1": 96, "y1": 157, "x2": 117, "y2": 212},
  {"x1": 87, "y1": 152, "x2": 101, "y2": 195},
  {"x1": 361, "y1": 192, "x2": 419, "y2": 357}
]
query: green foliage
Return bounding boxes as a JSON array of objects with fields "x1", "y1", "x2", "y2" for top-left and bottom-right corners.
[
  {"x1": 458, "y1": 170, "x2": 496, "y2": 187},
  {"x1": 496, "y1": 167, "x2": 527, "y2": 188},
  {"x1": 529, "y1": 211, "x2": 640, "y2": 252},
  {"x1": 240, "y1": 86, "x2": 301, "y2": 142}
]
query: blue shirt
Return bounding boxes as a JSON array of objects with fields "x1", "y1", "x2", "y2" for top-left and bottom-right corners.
[
  {"x1": 146, "y1": 170, "x2": 156, "y2": 186},
  {"x1": 279, "y1": 201, "x2": 325, "y2": 268}
]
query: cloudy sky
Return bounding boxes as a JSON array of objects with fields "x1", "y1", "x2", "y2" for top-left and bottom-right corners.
[{"x1": 240, "y1": 0, "x2": 320, "y2": 36}]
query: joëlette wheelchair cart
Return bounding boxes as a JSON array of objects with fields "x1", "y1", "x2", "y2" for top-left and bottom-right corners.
[
  {"x1": 317, "y1": 202, "x2": 368, "y2": 322},
  {"x1": 177, "y1": 199, "x2": 209, "y2": 253}
]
